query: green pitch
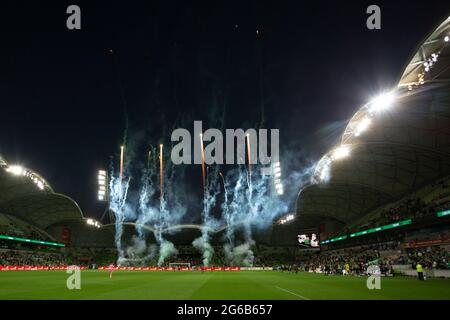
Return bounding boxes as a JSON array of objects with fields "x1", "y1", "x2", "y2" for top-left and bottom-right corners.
[{"x1": 1, "y1": 271, "x2": 450, "y2": 300}]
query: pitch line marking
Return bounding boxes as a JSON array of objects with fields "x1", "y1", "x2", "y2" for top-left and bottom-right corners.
[{"x1": 275, "y1": 286, "x2": 311, "y2": 300}]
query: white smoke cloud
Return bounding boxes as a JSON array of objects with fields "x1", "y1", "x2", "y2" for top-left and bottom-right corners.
[
  {"x1": 158, "y1": 239, "x2": 178, "y2": 266},
  {"x1": 192, "y1": 235, "x2": 215, "y2": 267},
  {"x1": 224, "y1": 240, "x2": 255, "y2": 266}
]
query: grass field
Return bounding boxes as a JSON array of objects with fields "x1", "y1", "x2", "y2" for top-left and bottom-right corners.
[{"x1": 1, "y1": 270, "x2": 450, "y2": 300}]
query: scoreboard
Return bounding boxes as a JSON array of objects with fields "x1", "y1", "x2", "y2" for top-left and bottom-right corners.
[{"x1": 297, "y1": 231, "x2": 320, "y2": 248}]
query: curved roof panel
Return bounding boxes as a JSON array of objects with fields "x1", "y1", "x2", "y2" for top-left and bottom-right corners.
[
  {"x1": 0, "y1": 193, "x2": 83, "y2": 229},
  {"x1": 399, "y1": 16, "x2": 450, "y2": 88},
  {"x1": 296, "y1": 15, "x2": 450, "y2": 229},
  {"x1": 0, "y1": 159, "x2": 83, "y2": 229}
]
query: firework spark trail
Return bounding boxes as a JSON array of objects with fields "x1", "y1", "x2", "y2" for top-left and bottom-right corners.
[
  {"x1": 111, "y1": 145, "x2": 127, "y2": 256},
  {"x1": 137, "y1": 149, "x2": 158, "y2": 238},
  {"x1": 147, "y1": 150, "x2": 151, "y2": 169},
  {"x1": 192, "y1": 133, "x2": 218, "y2": 266},
  {"x1": 108, "y1": 125, "x2": 314, "y2": 267},
  {"x1": 119, "y1": 145, "x2": 124, "y2": 196},
  {"x1": 245, "y1": 134, "x2": 256, "y2": 248},
  {"x1": 219, "y1": 172, "x2": 231, "y2": 243},
  {"x1": 193, "y1": 161, "x2": 222, "y2": 266},
  {"x1": 108, "y1": 142, "x2": 183, "y2": 266},
  {"x1": 160, "y1": 144, "x2": 164, "y2": 202},
  {"x1": 222, "y1": 167, "x2": 252, "y2": 265},
  {"x1": 136, "y1": 156, "x2": 164, "y2": 264},
  {"x1": 223, "y1": 168, "x2": 245, "y2": 247},
  {"x1": 200, "y1": 134, "x2": 206, "y2": 191},
  {"x1": 109, "y1": 168, "x2": 131, "y2": 263},
  {"x1": 246, "y1": 134, "x2": 252, "y2": 188},
  {"x1": 162, "y1": 150, "x2": 186, "y2": 226},
  {"x1": 222, "y1": 162, "x2": 296, "y2": 266},
  {"x1": 135, "y1": 145, "x2": 182, "y2": 266},
  {"x1": 156, "y1": 142, "x2": 186, "y2": 265}
]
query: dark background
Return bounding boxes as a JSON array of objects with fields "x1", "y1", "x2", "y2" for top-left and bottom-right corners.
[{"x1": 0, "y1": 0, "x2": 449, "y2": 219}]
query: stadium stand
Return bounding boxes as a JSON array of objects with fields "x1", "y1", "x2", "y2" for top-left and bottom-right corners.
[
  {"x1": 0, "y1": 250, "x2": 66, "y2": 266},
  {"x1": 278, "y1": 16, "x2": 450, "y2": 278},
  {"x1": 1, "y1": 13, "x2": 450, "y2": 274},
  {"x1": 0, "y1": 212, "x2": 52, "y2": 241},
  {"x1": 296, "y1": 16, "x2": 450, "y2": 237},
  {"x1": 0, "y1": 151, "x2": 449, "y2": 276}
]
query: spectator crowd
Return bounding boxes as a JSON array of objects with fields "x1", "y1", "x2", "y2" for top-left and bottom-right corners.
[{"x1": 0, "y1": 250, "x2": 66, "y2": 266}]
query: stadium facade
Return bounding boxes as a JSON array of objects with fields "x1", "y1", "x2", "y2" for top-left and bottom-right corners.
[
  {"x1": 0, "y1": 156, "x2": 277, "y2": 248},
  {"x1": 0, "y1": 156, "x2": 109, "y2": 247},
  {"x1": 295, "y1": 15, "x2": 450, "y2": 239},
  {"x1": 1, "y1": 15, "x2": 450, "y2": 257}
]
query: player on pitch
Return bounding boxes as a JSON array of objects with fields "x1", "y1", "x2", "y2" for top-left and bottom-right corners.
[{"x1": 108, "y1": 263, "x2": 115, "y2": 278}]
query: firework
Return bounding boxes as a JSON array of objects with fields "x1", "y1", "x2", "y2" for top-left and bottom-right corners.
[
  {"x1": 159, "y1": 144, "x2": 164, "y2": 200},
  {"x1": 200, "y1": 133, "x2": 206, "y2": 192},
  {"x1": 147, "y1": 150, "x2": 151, "y2": 168},
  {"x1": 246, "y1": 134, "x2": 252, "y2": 187},
  {"x1": 119, "y1": 145, "x2": 125, "y2": 197}
]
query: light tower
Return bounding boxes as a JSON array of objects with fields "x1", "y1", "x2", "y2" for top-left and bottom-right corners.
[
  {"x1": 97, "y1": 169, "x2": 113, "y2": 223},
  {"x1": 272, "y1": 161, "x2": 283, "y2": 195},
  {"x1": 97, "y1": 170, "x2": 109, "y2": 201}
]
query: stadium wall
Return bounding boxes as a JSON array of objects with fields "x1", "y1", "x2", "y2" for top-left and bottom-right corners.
[{"x1": 393, "y1": 265, "x2": 450, "y2": 278}]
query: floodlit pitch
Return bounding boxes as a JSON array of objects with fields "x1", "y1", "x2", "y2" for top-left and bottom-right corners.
[{"x1": 1, "y1": 271, "x2": 449, "y2": 300}]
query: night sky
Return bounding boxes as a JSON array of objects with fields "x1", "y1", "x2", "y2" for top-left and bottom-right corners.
[{"x1": 0, "y1": 1, "x2": 449, "y2": 220}]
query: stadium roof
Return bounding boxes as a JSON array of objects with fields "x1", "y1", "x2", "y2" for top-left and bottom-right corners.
[
  {"x1": 296, "y1": 15, "x2": 450, "y2": 229},
  {"x1": 0, "y1": 155, "x2": 6, "y2": 167},
  {"x1": 399, "y1": 16, "x2": 450, "y2": 88},
  {"x1": 0, "y1": 157, "x2": 84, "y2": 229}
]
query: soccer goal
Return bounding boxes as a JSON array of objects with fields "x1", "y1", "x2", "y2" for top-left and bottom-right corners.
[{"x1": 169, "y1": 263, "x2": 191, "y2": 269}]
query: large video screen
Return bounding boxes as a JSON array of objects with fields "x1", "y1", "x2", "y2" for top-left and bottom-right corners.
[{"x1": 297, "y1": 232, "x2": 320, "y2": 248}]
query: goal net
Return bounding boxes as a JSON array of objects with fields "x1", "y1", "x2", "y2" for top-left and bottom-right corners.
[{"x1": 169, "y1": 263, "x2": 191, "y2": 268}]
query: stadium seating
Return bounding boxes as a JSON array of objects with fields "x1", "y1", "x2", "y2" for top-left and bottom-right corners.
[
  {"x1": 330, "y1": 176, "x2": 450, "y2": 238},
  {"x1": 0, "y1": 249, "x2": 66, "y2": 266}
]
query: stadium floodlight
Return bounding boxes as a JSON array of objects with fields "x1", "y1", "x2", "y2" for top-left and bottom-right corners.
[
  {"x1": 86, "y1": 218, "x2": 101, "y2": 228},
  {"x1": 5, "y1": 165, "x2": 25, "y2": 176},
  {"x1": 271, "y1": 161, "x2": 284, "y2": 196},
  {"x1": 368, "y1": 92, "x2": 396, "y2": 113},
  {"x1": 276, "y1": 182, "x2": 284, "y2": 194},
  {"x1": 319, "y1": 164, "x2": 330, "y2": 181},
  {"x1": 5, "y1": 165, "x2": 47, "y2": 190},
  {"x1": 331, "y1": 145, "x2": 350, "y2": 160},
  {"x1": 97, "y1": 169, "x2": 108, "y2": 202},
  {"x1": 278, "y1": 213, "x2": 295, "y2": 225},
  {"x1": 354, "y1": 117, "x2": 371, "y2": 137},
  {"x1": 312, "y1": 156, "x2": 332, "y2": 184},
  {"x1": 37, "y1": 181, "x2": 44, "y2": 190}
]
